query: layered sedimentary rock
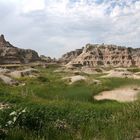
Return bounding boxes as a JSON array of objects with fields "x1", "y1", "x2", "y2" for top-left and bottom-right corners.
[
  {"x1": 60, "y1": 49, "x2": 83, "y2": 63},
  {"x1": 60, "y1": 44, "x2": 140, "y2": 67},
  {"x1": 40, "y1": 55, "x2": 57, "y2": 63},
  {"x1": 0, "y1": 34, "x2": 40, "y2": 64}
]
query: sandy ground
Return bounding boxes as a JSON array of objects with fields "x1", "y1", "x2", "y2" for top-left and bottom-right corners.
[
  {"x1": 101, "y1": 70, "x2": 140, "y2": 79},
  {"x1": 9, "y1": 68, "x2": 38, "y2": 78},
  {"x1": 94, "y1": 86, "x2": 140, "y2": 102},
  {"x1": 70, "y1": 75, "x2": 86, "y2": 84},
  {"x1": 0, "y1": 75, "x2": 18, "y2": 85},
  {"x1": 0, "y1": 68, "x2": 38, "y2": 85},
  {"x1": 62, "y1": 75, "x2": 86, "y2": 84}
]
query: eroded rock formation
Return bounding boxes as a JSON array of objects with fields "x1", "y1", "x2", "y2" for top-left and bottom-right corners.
[
  {"x1": 0, "y1": 34, "x2": 40, "y2": 64},
  {"x1": 60, "y1": 49, "x2": 83, "y2": 64},
  {"x1": 60, "y1": 44, "x2": 140, "y2": 67}
]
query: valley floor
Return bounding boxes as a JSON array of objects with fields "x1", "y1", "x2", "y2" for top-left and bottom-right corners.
[{"x1": 0, "y1": 65, "x2": 140, "y2": 140}]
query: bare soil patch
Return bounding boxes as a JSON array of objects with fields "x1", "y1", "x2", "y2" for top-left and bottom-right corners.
[
  {"x1": 62, "y1": 75, "x2": 86, "y2": 84},
  {"x1": 94, "y1": 86, "x2": 140, "y2": 102}
]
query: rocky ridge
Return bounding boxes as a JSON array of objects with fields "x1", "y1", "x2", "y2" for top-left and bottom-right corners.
[
  {"x1": 60, "y1": 44, "x2": 140, "y2": 67},
  {"x1": 0, "y1": 34, "x2": 40, "y2": 64}
]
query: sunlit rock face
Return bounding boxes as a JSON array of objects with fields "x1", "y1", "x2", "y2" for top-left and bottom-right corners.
[
  {"x1": 60, "y1": 43, "x2": 140, "y2": 67},
  {"x1": 0, "y1": 34, "x2": 40, "y2": 64},
  {"x1": 60, "y1": 48, "x2": 83, "y2": 64}
]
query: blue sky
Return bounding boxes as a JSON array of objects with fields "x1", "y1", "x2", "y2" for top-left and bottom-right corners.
[{"x1": 0, "y1": 0, "x2": 140, "y2": 58}]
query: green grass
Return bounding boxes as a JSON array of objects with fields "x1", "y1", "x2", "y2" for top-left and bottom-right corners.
[
  {"x1": 1, "y1": 66, "x2": 140, "y2": 139},
  {"x1": 127, "y1": 67, "x2": 140, "y2": 73}
]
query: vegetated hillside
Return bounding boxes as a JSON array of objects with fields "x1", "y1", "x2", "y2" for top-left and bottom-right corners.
[
  {"x1": 0, "y1": 34, "x2": 40, "y2": 64},
  {"x1": 60, "y1": 43, "x2": 140, "y2": 67},
  {"x1": 1, "y1": 65, "x2": 140, "y2": 139}
]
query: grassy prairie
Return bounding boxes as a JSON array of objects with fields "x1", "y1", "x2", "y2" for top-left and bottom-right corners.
[{"x1": 1, "y1": 66, "x2": 140, "y2": 140}]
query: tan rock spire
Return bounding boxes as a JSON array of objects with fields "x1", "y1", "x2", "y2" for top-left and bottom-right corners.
[{"x1": 0, "y1": 34, "x2": 6, "y2": 47}]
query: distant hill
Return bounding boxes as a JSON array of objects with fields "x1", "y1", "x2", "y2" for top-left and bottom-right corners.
[
  {"x1": 0, "y1": 34, "x2": 40, "y2": 64},
  {"x1": 60, "y1": 43, "x2": 140, "y2": 67}
]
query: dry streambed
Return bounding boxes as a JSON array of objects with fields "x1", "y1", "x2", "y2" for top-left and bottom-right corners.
[{"x1": 94, "y1": 86, "x2": 140, "y2": 102}]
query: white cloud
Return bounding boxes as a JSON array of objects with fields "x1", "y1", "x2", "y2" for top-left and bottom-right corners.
[
  {"x1": 0, "y1": 0, "x2": 140, "y2": 58},
  {"x1": 22, "y1": 0, "x2": 45, "y2": 13}
]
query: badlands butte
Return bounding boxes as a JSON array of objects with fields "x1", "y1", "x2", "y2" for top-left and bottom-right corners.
[
  {"x1": 0, "y1": 34, "x2": 40, "y2": 64},
  {"x1": 0, "y1": 34, "x2": 140, "y2": 68},
  {"x1": 60, "y1": 44, "x2": 140, "y2": 68}
]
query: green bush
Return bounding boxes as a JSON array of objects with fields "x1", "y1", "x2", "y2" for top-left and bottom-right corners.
[{"x1": 37, "y1": 76, "x2": 50, "y2": 83}]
